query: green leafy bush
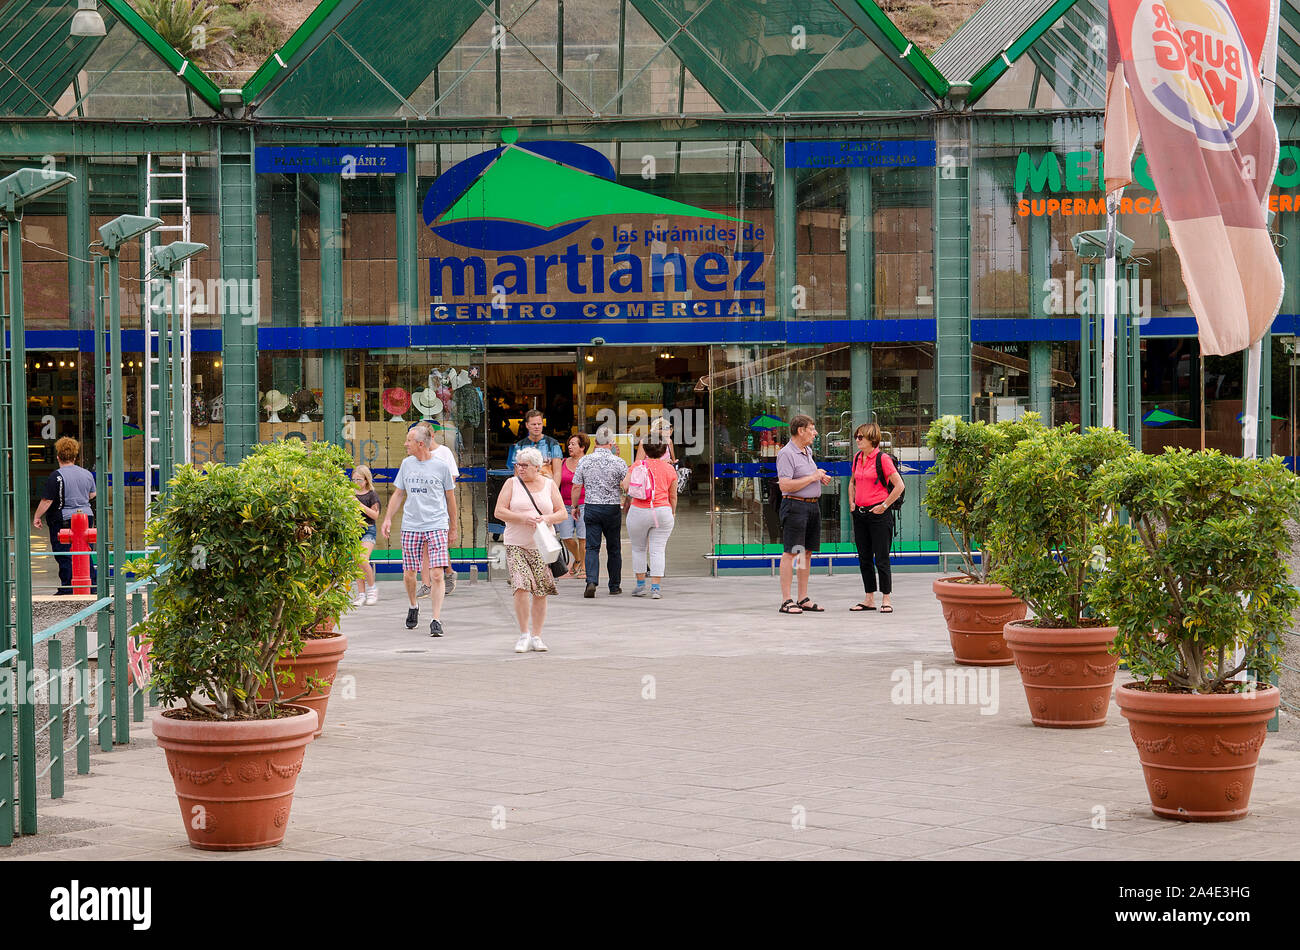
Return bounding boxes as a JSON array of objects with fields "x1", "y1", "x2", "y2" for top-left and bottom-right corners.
[
  {"x1": 133, "y1": 440, "x2": 365, "y2": 720},
  {"x1": 1088, "y1": 448, "x2": 1300, "y2": 692},
  {"x1": 135, "y1": 0, "x2": 236, "y2": 70},
  {"x1": 922, "y1": 413, "x2": 1044, "y2": 582},
  {"x1": 984, "y1": 425, "x2": 1135, "y2": 625}
]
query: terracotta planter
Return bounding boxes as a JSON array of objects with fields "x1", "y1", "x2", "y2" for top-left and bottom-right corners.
[
  {"x1": 1117, "y1": 683, "x2": 1279, "y2": 822},
  {"x1": 932, "y1": 576, "x2": 1026, "y2": 666},
  {"x1": 257, "y1": 631, "x2": 348, "y2": 739},
  {"x1": 152, "y1": 704, "x2": 318, "y2": 851},
  {"x1": 1003, "y1": 621, "x2": 1118, "y2": 728}
]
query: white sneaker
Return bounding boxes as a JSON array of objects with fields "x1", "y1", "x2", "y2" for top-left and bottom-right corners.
[
  {"x1": 514, "y1": 633, "x2": 533, "y2": 653},
  {"x1": 351, "y1": 591, "x2": 365, "y2": 607},
  {"x1": 364, "y1": 587, "x2": 378, "y2": 606},
  {"x1": 530, "y1": 635, "x2": 548, "y2": 652}
]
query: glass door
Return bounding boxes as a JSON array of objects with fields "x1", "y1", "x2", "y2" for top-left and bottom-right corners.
[{"x1": 581, "y1": 345, "x2": 712, "y2": 576}]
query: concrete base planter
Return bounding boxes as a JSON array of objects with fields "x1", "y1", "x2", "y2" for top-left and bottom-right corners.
[
  {"x1": 932, "y1": 576, "x2": 1025, "y2": 666},
  {"x1": 1116, "y1": 683, "x2": 1279, "y2": 822},
  {"x1": 153, "y1": 704, "x2": 317, "y2": 851},
  {"x1": 257, "y1": 631, "x2": 348, "y2": 739},
  {"x1": 1003, "y1": 621, "x2": 1118, "y2": 728}
]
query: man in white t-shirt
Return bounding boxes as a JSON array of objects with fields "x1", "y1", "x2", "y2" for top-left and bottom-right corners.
[
  {"x1": 382, "y1": 425, "x2": 457, "y2": 638},
  {"x1": 412, "y1": 421, "x2": 461, "y2": 596}
]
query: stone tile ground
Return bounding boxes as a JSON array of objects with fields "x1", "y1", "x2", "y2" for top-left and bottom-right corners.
[{"x1": 4, "y1": 572, "x2": 1299, "y2": 861}]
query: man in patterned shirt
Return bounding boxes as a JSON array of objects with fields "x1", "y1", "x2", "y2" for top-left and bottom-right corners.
[{"x1": 573, "y1": 426, "x2": 628, "y2": 598}]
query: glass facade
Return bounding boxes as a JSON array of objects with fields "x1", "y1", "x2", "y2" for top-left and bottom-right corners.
[{"x1": 4, "y1": 0, "x2": 1298, "y2": 587}]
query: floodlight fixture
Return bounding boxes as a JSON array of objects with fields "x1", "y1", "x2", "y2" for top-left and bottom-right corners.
[
  {"x1": 1071, "y1": 228, "x2": 1135, "y2": 262},
  {"x1": 152, "y1": 241, "x2": 207, "y2": 274},
  {"x1": 0, "y1": 168, "x2": 75, "y2": 215},
  {"x1": 70, "y1": 0, "x2": 107, "y2": 37},
  {"x1": 98, "y1": 214, "x2": 163, "y2": 253}
]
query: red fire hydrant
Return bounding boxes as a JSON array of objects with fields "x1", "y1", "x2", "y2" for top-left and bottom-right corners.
[{"x1": 57, "y1": 511, "x2": 96, "y2": 595}]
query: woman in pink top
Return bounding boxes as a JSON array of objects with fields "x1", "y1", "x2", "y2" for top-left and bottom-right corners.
[
  {"x1": 494, "y1": 446, "x2": 568, "y2": 653},
  {"x1": 849, "y1": 422, "x2": 904, "y2": 613},
  {"x1": 620, "y1": 438, "x2": 678, "y2": 598},
  {"x1": 556, "y1": 432, "x2": 588, "y2": 578}
]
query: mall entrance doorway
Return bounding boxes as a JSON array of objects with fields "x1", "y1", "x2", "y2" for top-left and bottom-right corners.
[{"x1": 484, "y1": 345, "x2": 714, "y2": 578}]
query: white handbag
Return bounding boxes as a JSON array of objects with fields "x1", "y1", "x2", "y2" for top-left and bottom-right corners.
[
  {"x1": 517, "y1": 477, "x2": 564, "y2": 563},
  {"x1": 533, "y1": 521, "x2": 563, "y2": 562}
]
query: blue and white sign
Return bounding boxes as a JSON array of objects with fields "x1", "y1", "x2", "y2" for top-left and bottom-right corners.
[
  {"x1": 785, "y1": 140, "x2": 936, "y2": 169},
  {"x1": 254, "y1": 147, "x2": 407, "y2": 175}
]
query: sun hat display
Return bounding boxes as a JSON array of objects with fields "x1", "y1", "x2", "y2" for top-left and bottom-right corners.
[
  {"x1": 411, "y1": 388, "x2": 443, "y2": 419},
  {"x1": 263, "y1": 389, "x2": 289, "y2": 423},
  {"x1": 382, "y1": 387, "x2": 411, "y2": 422}
]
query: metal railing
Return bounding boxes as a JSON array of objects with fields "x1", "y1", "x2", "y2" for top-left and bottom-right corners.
[{"x1": 0, "y1": 574, "x2": 156, "y2": 846}]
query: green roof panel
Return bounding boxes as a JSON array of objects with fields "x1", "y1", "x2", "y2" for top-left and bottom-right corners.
[
  {"x1": 248, "y1": 0, "x2": 939, "y2": 119},
  {"x1": 0, "y1": 0, "x2": 220, "y2": 116}
]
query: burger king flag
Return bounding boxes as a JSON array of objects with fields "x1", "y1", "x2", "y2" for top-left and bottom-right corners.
[{"x1": 1105, "y1": 0, "x2": 1283, "y2": 357}]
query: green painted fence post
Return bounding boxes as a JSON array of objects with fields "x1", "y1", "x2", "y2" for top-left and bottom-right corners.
[
  {"x1": 74, "y1": 625, "x2": 89, "y2": 775},
  {"x1": 48, "y1": 640, "x2": 63, "y2": 800},
  {"x1": 0, "y1": 662, "x2": 13, "y2": 845}
]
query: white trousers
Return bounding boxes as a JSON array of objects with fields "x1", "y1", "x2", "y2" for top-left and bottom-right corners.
[{"x1": 627, "y1": 506, "x2": 675, "y2": 578}]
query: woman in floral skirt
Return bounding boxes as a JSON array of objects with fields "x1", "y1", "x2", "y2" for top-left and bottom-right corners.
[{"x1": 494, "y1": 446, "x2": 568, "y2": 653}]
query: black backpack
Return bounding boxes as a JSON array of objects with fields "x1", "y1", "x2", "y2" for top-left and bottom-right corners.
[{"x1": 856, "y1": 450, "x2": 906, "y2": 513}]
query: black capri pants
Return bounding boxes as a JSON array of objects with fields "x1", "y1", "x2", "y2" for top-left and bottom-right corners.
[{"x1": 851, "y1": 506, "x2": 892, "y2": 595}]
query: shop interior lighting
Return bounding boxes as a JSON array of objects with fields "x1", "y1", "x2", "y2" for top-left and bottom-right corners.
[{"x1": 70, "y1": 0, "x2": 107, "y2": 37}]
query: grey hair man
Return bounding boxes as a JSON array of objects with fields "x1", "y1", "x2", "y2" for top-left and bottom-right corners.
[
  {"x1": 382, "y1": 423, "x2": 458, "y2": 637},
  {"x1": 573, "y1": 426, "x2": 628, "y2": 597},
  {"x1": 775, "y1": 413, "x2": 831, "y2": 614}
]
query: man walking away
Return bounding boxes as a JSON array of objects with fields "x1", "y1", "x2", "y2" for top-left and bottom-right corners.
[
  {"x1": 382, "y1": 425, "x2": 458, "y2": 637},
  {"x1": 573, "y1": 426, "x2": 628, "y2": 597},
  {"x1": 775, "y1": 414, "x2": 831, "y2": 614},
  {"x1": 507, "y1": 409, "x2": 564, "y2": 481}
]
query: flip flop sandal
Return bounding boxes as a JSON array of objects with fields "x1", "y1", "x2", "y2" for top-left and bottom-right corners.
[
  {"x1": 779, "y1": 599, "x2": 804, "y2": 614},
  {"x1": 880, "y1": 605, "x2": 894, "y2": 613},
  {"x1": 850, "y1": 603, "x2": 877, "y2": 611},
  {"x1": 797, "y1": 598, "x2": 825, "y2": 612}
]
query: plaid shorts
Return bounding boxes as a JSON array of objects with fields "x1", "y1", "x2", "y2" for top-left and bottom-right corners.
[{"x1": 401, "y1": 529, "x2": 449, "y2": 573}]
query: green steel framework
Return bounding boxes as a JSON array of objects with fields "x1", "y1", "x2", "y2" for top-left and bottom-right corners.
[{"x1": 2, "y1": 0, "x2": 1297, "y2": 841}]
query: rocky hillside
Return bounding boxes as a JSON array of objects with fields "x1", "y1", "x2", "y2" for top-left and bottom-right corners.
[{"x1": 129, "y1": 0, "x2": 982, "y2": 87}]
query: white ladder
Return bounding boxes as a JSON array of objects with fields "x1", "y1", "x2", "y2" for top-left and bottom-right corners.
[{"x1": 142, "y1": 152, "x2": 193, "y2": 518}]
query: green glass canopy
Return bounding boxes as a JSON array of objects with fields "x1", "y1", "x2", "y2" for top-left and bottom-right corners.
[
  {"x1": 0, "y1": 0, "x2": 220, "y2": 117},
  {"x1": 245, "y1": 0, "x2": 944, "y2": 119}
]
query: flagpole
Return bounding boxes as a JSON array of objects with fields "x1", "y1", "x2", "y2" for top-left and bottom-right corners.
[
  {"x1": 1243, "y1": 339, "x2": 1262, "y2": 458},
  {"x1": 1102, "y1": 192, "x2": 1118, "y2": 429}
]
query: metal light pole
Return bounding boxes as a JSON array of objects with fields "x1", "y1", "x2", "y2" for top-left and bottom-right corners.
[
  {"x1": 151, "y1": 242, "x2": 206, "y2": 493},
  {"x1": 0, "y1": 168, "x2": 75, "y2": 835},
  {"x1": 95, "y1": 215, "x2": 161, "y2": 745}
]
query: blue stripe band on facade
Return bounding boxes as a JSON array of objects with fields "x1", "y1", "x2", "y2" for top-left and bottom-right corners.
[
  {"x1": 20, "y1": 316, "x2": 1300, "y2": 352},
  {"x1": 712, "y1": 459, "x2": 934, "y2": 478}
]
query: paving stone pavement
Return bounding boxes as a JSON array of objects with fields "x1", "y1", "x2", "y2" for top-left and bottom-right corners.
[{"x1": 5, "y1": 571, "x2": 1300, "y2": 862}]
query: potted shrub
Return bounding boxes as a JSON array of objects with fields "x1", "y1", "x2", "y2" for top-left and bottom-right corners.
[
  {"x1": 922, "y1": 413, "x2": 1043, "y2": 665},
  {"x1": 1089, "y1": 448, "x2": 1299, "y2": 820},
  {"x1": 984, "y1": 424, "x2": 1134, "y2": 727},
  {"x1": 253, "y1": 445, "x2": 362, "y2": 739},
  {"x1": 133, "y1": 440, "x2": 364, "y2": 850}
]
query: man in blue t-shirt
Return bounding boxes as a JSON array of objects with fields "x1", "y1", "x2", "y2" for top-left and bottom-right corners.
[
  {"x1": 507, "y1": 409, "x2": 564, "y2": 481},
  {"x1": 382, "y1": 425, "x2": 457, "y2": 638}
]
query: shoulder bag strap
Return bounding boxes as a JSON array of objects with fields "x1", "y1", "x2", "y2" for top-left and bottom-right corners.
[{"x1": 516, "y1": 475, "x2": 544, "y2": 516}]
